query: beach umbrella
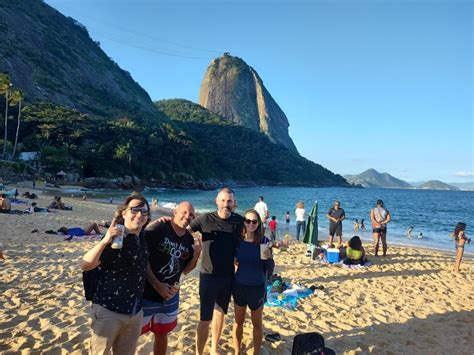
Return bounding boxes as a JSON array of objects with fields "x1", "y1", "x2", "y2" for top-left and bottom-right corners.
[{"x1": 303, "y1": 201, "x2": 318, "y2": 247}]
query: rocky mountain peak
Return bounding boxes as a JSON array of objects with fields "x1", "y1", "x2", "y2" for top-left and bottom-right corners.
[{"x1": 199, "y1": 54, "x2": 297, "y2": 152}]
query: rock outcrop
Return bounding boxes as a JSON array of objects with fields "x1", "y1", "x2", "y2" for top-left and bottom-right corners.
[{"x1": 199, "y1": 54, "x2": 297, "y2": 152}]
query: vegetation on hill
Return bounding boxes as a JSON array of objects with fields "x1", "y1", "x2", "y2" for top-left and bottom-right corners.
[
  {"x1": 1, "y1": 100, "x2": 346, "y2": 187},
  {"x1": 0, "y1": 0, "x2": 165, "y2": 121},
  {"x1": 156, "y1": 99, "x2": 348, "y2": 186},
  {"x1": 0, "y1": 1, "x2": 349, "y2": 188}
]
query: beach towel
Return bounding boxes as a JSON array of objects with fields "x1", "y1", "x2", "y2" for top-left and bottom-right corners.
[
  {"x1": 342, "y1": 260, "x2": 372, "y2": 269},
  {"x1": 265, "y1": 284, "x2": 314, "y2": 309}
]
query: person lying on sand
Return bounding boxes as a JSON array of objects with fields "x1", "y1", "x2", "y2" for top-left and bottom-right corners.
[
  {"x1": 26, "y1": 202, "x2": 51, "y2": 213},
  {"x1": 57, "y1": 223, "x2": 102, "y2": 240}
]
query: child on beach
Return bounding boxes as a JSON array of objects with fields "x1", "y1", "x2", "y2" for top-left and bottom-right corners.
[
  {"x1": 284, "y1": 211, "x2": 290, "y2": 229},
  {"x1": 453, "y1": 222, "x2": 469, "y2": 273},
  {"x1": 268, "y1": 216, "x2": 278, "y2": 241},
  {"x1": 353, "y1": 219, "x2": 359, "y2": 230},
  {"x1": 27, "y1": 202, "x2": 50, "y2": 213},
  {"x1": 406, "y1": 226, "x2": 413, "y2": 238}
]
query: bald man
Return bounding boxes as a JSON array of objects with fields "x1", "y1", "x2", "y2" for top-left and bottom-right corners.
[
  {"x1": 189, "y1": 187, "x2": 244, "y2": 355},
  {"x1": 141, "y1": 201, "x2": 202, "y2": 355}
]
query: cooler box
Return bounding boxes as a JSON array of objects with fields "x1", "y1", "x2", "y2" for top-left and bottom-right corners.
[{"x1": 326, "y1": 248, "x2": 340, "y2": 263}]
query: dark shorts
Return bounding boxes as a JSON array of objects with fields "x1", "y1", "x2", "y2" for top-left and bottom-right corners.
[
  {"x1": 199, "y1": 274, "x2": 233, "y2": 321},
  {"x1": 372, "y1": 226, "x2": 387, "y2": 234},
  {"x1": 232, "y1": 282, "x2": 266, "y2": 311},
  {"x1": 329, "y1": 224, "x2": 342, "y2": 237}
]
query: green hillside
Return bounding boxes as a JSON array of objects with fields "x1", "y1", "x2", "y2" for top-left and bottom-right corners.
[
  {"x1": 0, "y1": 0, "x2": 165, "y2": 121},
  {"x1": 156, "y1": 100, "x2": 348, "y2": 186},
  {"x1": 0, "y1": 1, "x2": 349, "y2": 188}
]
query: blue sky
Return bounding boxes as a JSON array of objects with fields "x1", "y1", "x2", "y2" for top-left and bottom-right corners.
[{"x1": 46, "y1": 0, "x2": 472, "y2": 183}]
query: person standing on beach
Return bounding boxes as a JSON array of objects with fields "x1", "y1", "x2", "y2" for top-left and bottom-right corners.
[
  {"x1": 189, "y1": 187, "x2": 244, "y2": 355},
  {"x1": 453, "y1": 222, "x2": 469, "y2": 273},
  {"x1": 141, "y1": 201, "x2": 202, "y2": 355},
  {"x1": 254, "y1": 196, "x2": 269, "y2": 232},
  {"x1": 295, "y1": 201, "x2": 306, "y2": 241},
  {"x1": 326, "y1": 200, "x2": 345, "y2": 247},
  {"x1": 268, "y1": 215, "x2": 278, "y2": 241},
  {"x1": 80, "y1": 194, "x2": 150, "y2": 355},
  {"x1": 370, "y1": 199, "x2": 391, "y2": 256},
  {"x1": 232, "y1": 209, "x2": 274, "y2": 355},
  {"x1": 284, "y1": 211, "x2": 290, "y2": 229}
]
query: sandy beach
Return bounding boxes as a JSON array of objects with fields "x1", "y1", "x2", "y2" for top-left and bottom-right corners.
[{"x1": 1, "y1": 188, "x2": 473, "y2": 354}]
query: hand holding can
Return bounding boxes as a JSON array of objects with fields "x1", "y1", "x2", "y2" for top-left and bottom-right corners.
[{"x1": 111, "y1": 224, "x2": 124, "y2": 249}]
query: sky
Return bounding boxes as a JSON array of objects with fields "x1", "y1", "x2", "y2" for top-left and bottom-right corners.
[{"x1": 45, "y1": 0, "x2": 473, "y2": 183}]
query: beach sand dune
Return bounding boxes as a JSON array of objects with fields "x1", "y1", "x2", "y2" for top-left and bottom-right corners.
[{"x1": 1, "y1": 193, "x2": 473, "y2": 354}]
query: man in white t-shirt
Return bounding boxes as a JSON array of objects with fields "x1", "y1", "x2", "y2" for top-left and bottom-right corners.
[{"x1": 254, "y1": 196, "x2": 269, "y2": 230}]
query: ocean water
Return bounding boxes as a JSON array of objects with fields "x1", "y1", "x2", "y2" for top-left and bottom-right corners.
[{"x1": 81, "y1": 186, "x2": 473, "y2": 252}]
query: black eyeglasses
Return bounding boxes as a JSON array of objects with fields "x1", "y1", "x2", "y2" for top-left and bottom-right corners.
[
  {"x1": 244, "y1": 219, "x2": 258, "y2": 225},
  {"x1": 128, "y1": 207, "x2": 150, "y2": 216}
]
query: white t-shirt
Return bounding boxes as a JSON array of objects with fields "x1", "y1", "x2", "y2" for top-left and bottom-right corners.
[
  {"x1": 254, "y1": 201, "x2": 269, "y2": 221},
  {"x1": 295, "y1": 208, "x2": 306, "y2": 222}
]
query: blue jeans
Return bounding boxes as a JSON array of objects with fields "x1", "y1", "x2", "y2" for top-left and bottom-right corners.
[{"x1": 296, "y1": 220, "x2": 306, "y2": 240}]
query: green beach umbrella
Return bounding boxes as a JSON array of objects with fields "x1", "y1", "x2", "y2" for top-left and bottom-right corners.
[{"x1": 303, "y1": 201, "x2": 318, "y2": 247}]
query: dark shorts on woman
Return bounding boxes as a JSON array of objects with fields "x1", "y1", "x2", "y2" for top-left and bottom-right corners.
[
  {"x1": 199, "y1": 274, "x2": 233, "y2": 321},
  {"x1": 372, "y1": 226, "x2": 387, "y2": 234},
  {"x1": 232, "y1": 282, "x2": 266, "y2": 311}
]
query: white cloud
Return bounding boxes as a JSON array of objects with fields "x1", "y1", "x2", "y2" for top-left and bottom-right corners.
[{"x1": 453, "y1": 171, "x2": 474, "y2": 178}]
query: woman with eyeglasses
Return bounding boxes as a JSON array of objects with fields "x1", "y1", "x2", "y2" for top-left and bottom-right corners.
[
  {"x1": 81, "y1": 193, "x2": 150, "y2": 355},
  {"x1": 232, "y1": 209, "x2": 274, "y2": 355}
]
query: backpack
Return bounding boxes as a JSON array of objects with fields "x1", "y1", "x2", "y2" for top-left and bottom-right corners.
[
  {"x1": 292, "y1": 332, "x2": 336, "y2": 355},
  {"x1": 82, "y1": 267, "x2": 100, "y2": 301}
]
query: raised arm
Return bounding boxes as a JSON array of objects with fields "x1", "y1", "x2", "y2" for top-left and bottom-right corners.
[{"x1": 80, "y1": 218, "x2": 118, "y2": 271}]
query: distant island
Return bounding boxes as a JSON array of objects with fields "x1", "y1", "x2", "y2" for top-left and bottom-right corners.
[{"x1": 345, "y1": 169, "x2": 465, "y2": 191}]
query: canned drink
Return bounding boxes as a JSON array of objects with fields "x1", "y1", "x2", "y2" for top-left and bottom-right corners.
[
  {"x1": 173, "y1": 282, "x2": 180, "y2": 290},
  {"x1": 111, "y1": 224, "x2": 124, "y2": 249}
]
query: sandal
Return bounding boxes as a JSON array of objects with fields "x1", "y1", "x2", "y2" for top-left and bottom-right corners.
[{"x1": 265, "y1": 332, "x2": 281, "y2": 343}]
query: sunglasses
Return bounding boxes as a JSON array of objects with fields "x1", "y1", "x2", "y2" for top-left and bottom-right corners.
[
  {"x1": 244, "y1": 219, "x2": 259, "y2": 225},
  {"x1": 128, "y1": 207, "x2": 150, "y2": 216}
]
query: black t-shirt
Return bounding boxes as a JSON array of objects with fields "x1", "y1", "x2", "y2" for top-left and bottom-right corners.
[
  {"x1": 189, "y1": 212, "x2": 244, "y2": 277},
  {"x1": 328, "y1": 207, "x2": 345, "y2": 226},
  {"x1": 143, "y1": 221, "x2": 194, "y2": 302},
  {"x1": 94, "y1": 232, "x2": 148, "y2": 315}
]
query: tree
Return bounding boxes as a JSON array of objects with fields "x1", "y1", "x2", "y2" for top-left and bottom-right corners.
[
  {"x1": 0, "y1": 73, "x2": 12, "y2": 160},
  {"x1": 9, "y1": 89, "x2": 24, "y2": 160}
]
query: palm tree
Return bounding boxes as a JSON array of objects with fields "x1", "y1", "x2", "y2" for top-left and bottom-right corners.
[
  {"x1": 0, "y1": 73, "x2": 12, "y2": 160},
  {"x1": 9, "y1": 89, "x2": 24, "y2": 160}
]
